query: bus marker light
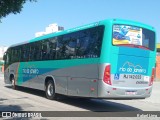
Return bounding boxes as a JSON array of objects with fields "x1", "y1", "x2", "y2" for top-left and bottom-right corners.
[
  {"x1": 90, "y1": 87, "x2": 95, "y2": 91},
  {"x1": 93, "y1": 80, "x2": 97, "y2": 82},
  {"x1": 113, "y1": 88, "x2": 117, "y2": 90}
]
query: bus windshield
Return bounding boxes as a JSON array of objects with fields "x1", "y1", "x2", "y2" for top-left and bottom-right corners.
[{"x1": 112, "y1": 24, "x2": 155, "y2": 51}]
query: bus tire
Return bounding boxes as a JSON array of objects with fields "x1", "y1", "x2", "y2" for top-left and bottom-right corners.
[
  {"x1": 45, "y1": 80, "x2": 57, "y2": 100},
  {"x1": 11, "y1": 76, "x2": 16, "y2": 90}
]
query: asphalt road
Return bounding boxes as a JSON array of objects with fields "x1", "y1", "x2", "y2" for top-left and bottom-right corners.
[{"x1": 0, "y1": 72, "x2": 160, "y2": 120}]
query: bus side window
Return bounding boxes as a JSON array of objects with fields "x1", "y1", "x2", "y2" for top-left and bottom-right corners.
[
  {"x1": 22, "y1": 45, "x2": 29, "y2": 62},
  {"x1": 64, "y1": 33, "x2": 77, "y2": 59},
  {"x1": 34, "y1": 41, "x2": 42, "y2": 61},
  {"x1": 6, "y1": 53, "x2": 9, "y2": 65},
  {"x1": 76, "y1": 29, "x2": 90, "y2": 58},
  {"x1": 19, "y1": 46, "x2": 22, "y2": 61},
  {"x1": 3, "y1": 52, "x2": 6, "y2": 64},
  {"x1": 89, "y1": 26, "x2": 104, "y2": 57},
  {"x1": 76, "y1": 26, "x2": 104, "y2": 58},
  {"x1": 10, "y1": 49, "x2": 14, "y2": 63},
  {"x1": 8, "y1": 49, "x2": 12, "y2": 64},
  {"x1": 29, "y1": 44, "x2": 34, "y2": 61},
  {"x1": 66, "y1": 36, "x2": 77, "y2": 59},
  {"x1": 41, "y1": 40, "x2": 48, "y2": 60},
  {"x1": 20, "y1": 45, "x2": 25, "y2": 62},
  {"x1": 56, "y1": 36, "x2": 66, "y2": 60},
  {"x1": 15, "y1": 47, "x2": 21, "y2": 62},
  {"x1": 26, "y1": 45, "x2": 30, "y2": 61},
  {"x1": 34, "y1": 42, "x2": 38, "y2": 61},
  {"x1": 48, "y1": 38, "x2": 57, "y2": 60},
  {"x1": 76, "y1": 37, "x2": 89, "y2": 58}
]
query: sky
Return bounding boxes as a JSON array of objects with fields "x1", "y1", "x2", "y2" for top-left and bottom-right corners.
[{"x1": 0, "y1": 0, "x2": 159, "y2": 46}]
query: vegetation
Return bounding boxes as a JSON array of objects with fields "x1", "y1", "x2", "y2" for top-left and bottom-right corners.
[{"x1": 0, "y1": 0, "x2": 36, "y2": 20}]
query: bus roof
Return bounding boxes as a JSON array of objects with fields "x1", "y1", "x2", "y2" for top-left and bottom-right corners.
[{"x1": 9, "y1": 19, "x2": 155, "y2": 48}]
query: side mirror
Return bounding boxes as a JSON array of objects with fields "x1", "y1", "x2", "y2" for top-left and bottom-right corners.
[{"x1": 3, "y1": 52, "x2": 6, "y2": 60}]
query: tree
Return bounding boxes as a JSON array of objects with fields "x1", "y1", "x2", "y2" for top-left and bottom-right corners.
[{"x1": 0, "y1": 0, "x2": 36, "y2": 20}]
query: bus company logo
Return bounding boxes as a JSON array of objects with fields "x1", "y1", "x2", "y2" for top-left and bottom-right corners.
[
  {"x1": 119, "y1": 61, "x2": 146, "y2": 74},
  {"x1": 2, "y1": 112, "x2": 42, "y2": 118},
  {"x1": 2, "y1": 112, "x2": 11, "y2": 118},
  {"x1": 136, "y1": 81, "x2": 148, "y2": 84},
  {"x1": 22, "y1": 68, "x2": 39, "y2": 75}
]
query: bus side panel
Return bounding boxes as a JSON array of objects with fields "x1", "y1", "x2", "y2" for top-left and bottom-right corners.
[
  {"x1": 16, "y1": 62, "x2": 99, "y2": 98},
  {"x1": 28, "y1": 74, "x2": 46, "y2": 91},
  {"x1": 4, "y1": 66, "x2": 10, "y2": 84},
  {"x1": 18, "y1": 64, "x2": 51, "y2": 90},
  {"x1": 47, "y1": 64, "x2": 99, "y2": 97},
  {"x1": 54, "y1": 76, "x2": 68, "y2": 95},
  {"x1": 4, "y1": 63, "x2": 22, "y2": 86}
]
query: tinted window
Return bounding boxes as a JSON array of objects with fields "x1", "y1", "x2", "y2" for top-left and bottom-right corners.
[
  {"x1": 48, "y1": 38, "x2": 57, "y2": 60},
  {"x1": 76, "y1": 25, "x2": 104, "y2": 58},
  {"x1": 65, "y1": 33, "x2": 77, "y2": 59},
  {"x1": 29, "y1": 43, "x2": 35, "y2": 61},
  {"x1": 41, "y1": 40, "x2": 48, "y2": 60},
  {"x1": 142, "y1": 28, "x2": 155, "y2": 51},
  {"x1": 34, "y1": 41, "x2": 42, "y2": 61},
  {"x1": 12, "y1": 47, "x2": 21, "y2": 62},
  {"x1": 7, "y1": 25, "x2": 104, "y2": 64},
  {"x1": 56, "y1": 36, "x2": 66, "y2": 59}
]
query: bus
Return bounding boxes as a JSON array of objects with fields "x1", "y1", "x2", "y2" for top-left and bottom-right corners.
[{"x1": 3, "y1": 19, "x2": 156, "y2": 100}]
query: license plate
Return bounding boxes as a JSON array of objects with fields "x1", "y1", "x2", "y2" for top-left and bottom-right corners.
[
  {"x1": 125, "y1": 91, "x2": 137, "y2": 95},
  {"x1": 123, "y1": 74, "x2": 142, "y2": 80}
]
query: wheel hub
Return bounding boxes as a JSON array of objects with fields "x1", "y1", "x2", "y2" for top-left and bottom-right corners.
[{"x1": 47, "y1": 83, "x2": 53, "y2": 96}]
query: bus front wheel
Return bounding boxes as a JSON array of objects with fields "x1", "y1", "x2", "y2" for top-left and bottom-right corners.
[{"x1": 45, "y1": 80, "x2": 57, "y2": 100}]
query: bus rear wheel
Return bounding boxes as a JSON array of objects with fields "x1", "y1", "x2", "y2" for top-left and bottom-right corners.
[
  {"x1": 11, "y1": 77, "x2": 16, "y2": 90},
  {"x1": 45, "y1": 80, "x2": 57, "y2": 100}
]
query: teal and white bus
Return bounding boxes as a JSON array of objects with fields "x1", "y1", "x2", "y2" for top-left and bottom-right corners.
[{"x1": 3, "y1": 19, "x2": 156, "y2": 100}]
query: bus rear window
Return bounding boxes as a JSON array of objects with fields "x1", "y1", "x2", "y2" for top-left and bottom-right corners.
[{"x1": 112, "y1": 24, "x2": 155, "y2": 51}]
